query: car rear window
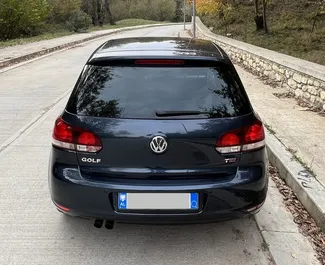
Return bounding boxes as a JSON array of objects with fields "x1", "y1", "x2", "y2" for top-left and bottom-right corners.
[{"x1": 66, "y1": 65, "x2": 251, "y2": 119}]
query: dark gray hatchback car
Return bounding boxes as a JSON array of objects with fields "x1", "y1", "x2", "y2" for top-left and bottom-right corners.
[{"x1": 48, "y1": 37, "x2": 268, "y2": 228}]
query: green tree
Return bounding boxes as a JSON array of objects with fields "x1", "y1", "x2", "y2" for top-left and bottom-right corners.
[
  {"x1": 0, "y1": 0, "x2": 49, "y2": 40},
  {"x1": 174, "y1": 0, "x2": 184, "y2": 21},
  {"x1": 66, "y1": 10, "x2": 92, "y2": 32},
  {"x1": 103, "y1": 0, "x2": 115, "y2": 25},
  {"x1": 152, "y1": 0, "x2": 176, "y2": 21},
  {"x1": 110, "y1": 0, "x2": 176, "y2": 21},
  {"x1": 81, "y1": 0, "x2": 115, "y2": 26},
  {"x1": 48, "y1": 0, "x2": 81, "y2": 23}
]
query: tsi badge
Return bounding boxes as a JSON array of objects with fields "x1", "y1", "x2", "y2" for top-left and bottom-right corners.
[
  {"x1": 81, "y1": 157, "x2": 101, "y2": 164},
  {"x1": 225, "y1": 157, "x2": 237, "y2": 164}
]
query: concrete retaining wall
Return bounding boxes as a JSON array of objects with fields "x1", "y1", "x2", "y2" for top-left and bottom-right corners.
[{"x1": 192, "y1": 17, "x2": 325, "y2": 110}]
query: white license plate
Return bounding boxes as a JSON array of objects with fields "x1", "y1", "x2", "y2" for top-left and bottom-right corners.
[{"x1": 118, "y1": 192, "x2": 199, "y2": 210}]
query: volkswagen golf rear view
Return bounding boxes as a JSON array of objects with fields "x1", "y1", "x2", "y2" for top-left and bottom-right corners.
[{"x1": 48, "y1": 37, "x2": 268, "y2": 226}]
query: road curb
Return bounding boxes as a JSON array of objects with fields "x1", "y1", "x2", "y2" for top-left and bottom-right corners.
[
  {"x1": 0, "y1": 23, "x2": 179, "y2": 69},
  {"x1": 265, "y1": 130, "x2": 325, "y2": 231}
]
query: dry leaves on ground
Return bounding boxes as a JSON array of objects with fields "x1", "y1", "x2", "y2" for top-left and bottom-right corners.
[{"x1": 269, "y1": 165, "x2": 325, "y2": 264}]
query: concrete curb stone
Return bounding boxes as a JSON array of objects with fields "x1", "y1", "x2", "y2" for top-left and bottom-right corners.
[{"x1": 265, "y1": 131, "x2": 325, "y2": 231}]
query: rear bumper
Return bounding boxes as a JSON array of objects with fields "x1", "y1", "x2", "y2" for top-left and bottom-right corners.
[{"x1": 49, "y1": 163, "x2": 268, "y2": 223}]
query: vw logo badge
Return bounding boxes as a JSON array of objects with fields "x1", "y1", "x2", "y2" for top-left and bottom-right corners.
[{"x1": 150, "y1": 136, "x2": 168, "y2": 154}]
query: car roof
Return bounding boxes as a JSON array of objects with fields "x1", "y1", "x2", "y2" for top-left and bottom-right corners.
[{"x1": 88, "y1": 37, "x2": 231, "y2": 64}]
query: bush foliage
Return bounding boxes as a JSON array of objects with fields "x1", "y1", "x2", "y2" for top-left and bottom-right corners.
[
  {"x1": 111, "y1": 0, "x2": 177, "y2": 22},
  {"x1": 48, "y1": 0, "x2": 81, "y2": 23},
  {"x1": 0, "y1": 0, "x2": 49, "y2": 40},
  {"x1": 66, "y1": 10, "x2": 92, "y2": 32},
  {"x1": 0, "y1": 0, "x2": 187, "y2": 40}
]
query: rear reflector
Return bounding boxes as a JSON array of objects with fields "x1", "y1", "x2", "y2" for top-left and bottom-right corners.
[
  {"x1": 54, "y1": 202, "x2": 70, "y2": 212},
  {"x1": 216, "y1": 120, "x2": 265, "y2": 154},
  {"x1": 52, "y1": 118, "x2": 102, "y2": 153},
  {"x1": 246, "y1": 201, "x2": 265, "y2": 213},
  {"x1": 134, "y1": 59, "x2": 184, "y2": 65}
]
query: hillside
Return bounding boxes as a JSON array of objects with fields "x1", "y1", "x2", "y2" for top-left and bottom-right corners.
[{"x1": 200, "y1": 0, "x2": 325, "y2": 65}]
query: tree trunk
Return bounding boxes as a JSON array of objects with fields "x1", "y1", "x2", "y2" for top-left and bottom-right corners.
[
  {"x1": 97, "y1": 0, "x2": 103, "y2": 27},
  {"x1": 254, "y1": 0, "x2": 263, "y2": 31},
  {"x1": 147, "y1": 0, "x2": 153, "y2": 20},
  {"x1": 254, "y1": 15, "x2": 264, "y2": 31},
  {"x1": 262, "y1": 0, "x2": 268, "y2": 33},
  {"x1": 92, "y1": 0, "x2": 99, "y2": 26},
  {"x1": 104, "y1": 0, "x2": 115, "y2": 25},
  {"x1": 254, "y1": 0, "x2": 259, "y2": 15},
  {"x1": 311, "y1": 1, "x2": 323, "y2": 32}
]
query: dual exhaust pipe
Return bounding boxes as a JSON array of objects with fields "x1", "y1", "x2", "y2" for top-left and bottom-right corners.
[{"x1": 94, "y1": 219, "x2": 114, "y2": 229}]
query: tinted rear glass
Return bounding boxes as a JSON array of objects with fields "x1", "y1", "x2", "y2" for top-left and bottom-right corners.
[{"x1": 67, "y1": 65, "x2": 251, "y2": 119}]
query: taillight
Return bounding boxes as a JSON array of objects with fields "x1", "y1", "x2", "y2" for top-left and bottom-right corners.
[
  {"x1": 216, "y1": 121, "x2": 265, "y2": 154},
  {"x1": 52, "y1": 118, "x2": 102, "y2": 153}
]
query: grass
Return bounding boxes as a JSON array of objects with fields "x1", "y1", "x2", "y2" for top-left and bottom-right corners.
[
  {"x1": 0, "y1": 19, "x2": 167, "y2": 48},
  {"x1": 264, "y1": 123, "x2": 276, "y2": 135},
  {"x1": 201, "y1": 0, "x2": 325, "y2": 65},
  {"x1": 264, "y1": 121, "x2": 316, "y2": 177},
  {"x1": 286, "y1": 147, "x2": 316, "y2": 177}
]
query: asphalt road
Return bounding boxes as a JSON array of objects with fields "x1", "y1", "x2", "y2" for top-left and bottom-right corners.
[{"x1": 0, "y1": 25, "x2": 285, "y2": 265}]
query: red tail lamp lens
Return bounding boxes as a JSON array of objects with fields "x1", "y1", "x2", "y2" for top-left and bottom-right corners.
[
  {"x1": 53, "y1": 118, "x2": 73, "y2": 143},
  {"x1": 245, "y1": 123, "x2": 265, "y2": 143},
  {"x1": 216, "y1": 132, "x2": 240, "y2": 147},
  {"x1": 216, "y1": 121, "x2": 265, "y2": 154},
  {"x1": 52, "y1": 118, "x2": 102, "y2": 153},
  {"x1": 78, "y1": 131, "x2": 100, "y2": 146}
]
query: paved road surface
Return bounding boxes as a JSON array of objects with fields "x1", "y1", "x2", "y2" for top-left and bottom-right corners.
[{"x1": 0, "y1": 25, "x2": 318, "y2": 265}]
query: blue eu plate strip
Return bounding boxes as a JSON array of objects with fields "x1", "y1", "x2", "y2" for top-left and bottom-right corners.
[
  {"x1": 118, "y1": 192, "x2": 127, "y2": 209},
  {"x1": 118, "y1": 192, "x2": 199, "y2": 210},
  {"x1": 190, "y1": 193, "x2": 199, "y2": 209}
]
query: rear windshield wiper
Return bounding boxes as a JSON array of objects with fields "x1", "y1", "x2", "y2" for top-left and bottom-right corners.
[{"x1": 155, "y1": 110, "x2": 211, "y2": 117}]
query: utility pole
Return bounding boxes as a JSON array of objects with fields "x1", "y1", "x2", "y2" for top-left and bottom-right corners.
[
  {"x1": 192, "y1": 0, "x2": 196, "y2": 38},
  {"x1": 184, "y1": 0, "x2": 186, "y2": 30}
]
